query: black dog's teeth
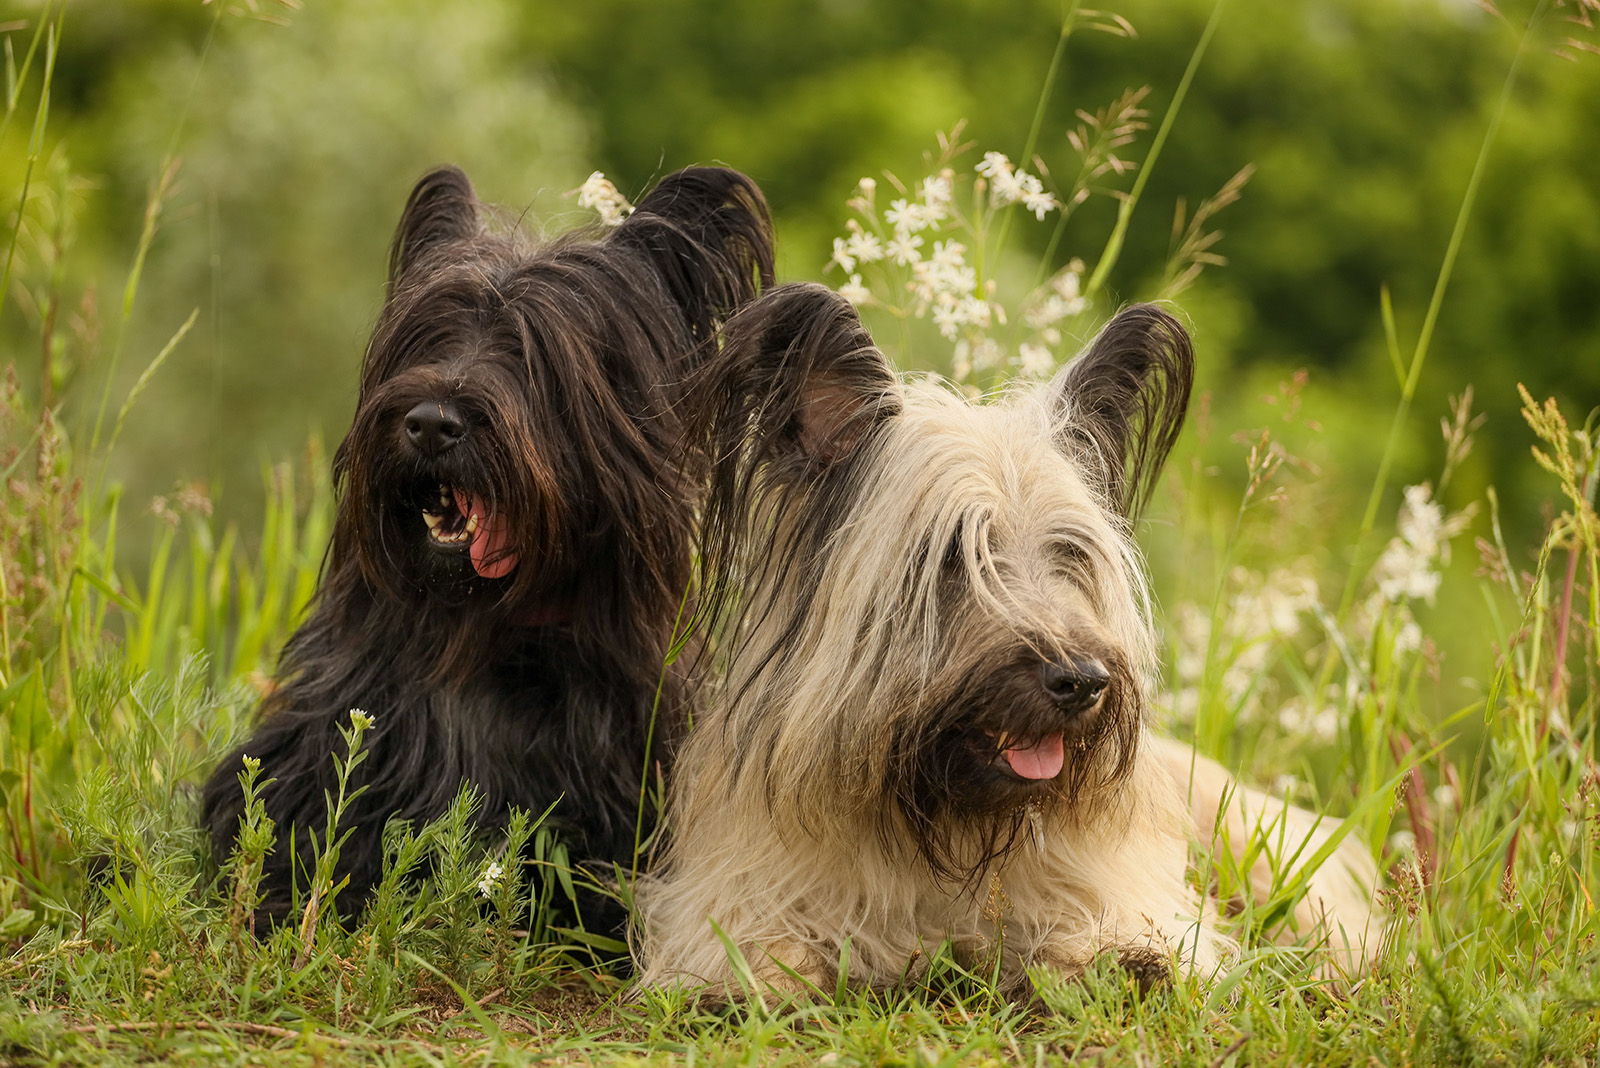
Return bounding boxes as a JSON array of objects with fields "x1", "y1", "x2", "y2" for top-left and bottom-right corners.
[{"x1": 422, "y1": 483, "x2": 475, "y2": 545}]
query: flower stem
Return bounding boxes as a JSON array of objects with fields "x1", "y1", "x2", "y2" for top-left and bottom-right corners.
[
  {"x1": 1334, "y1": 2, "x2": 1545, "y2": 623},
  {"x1": 984, "y1": 0, "x2": 1080, "y2": 284},
  {"x1": 1085, "y1": 0, "x2": 1227, "y2": 298}
]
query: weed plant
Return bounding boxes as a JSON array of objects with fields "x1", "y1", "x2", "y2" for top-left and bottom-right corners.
[{"x1": 0, "y1": 1, "x2": 1596, "y2": 1065}]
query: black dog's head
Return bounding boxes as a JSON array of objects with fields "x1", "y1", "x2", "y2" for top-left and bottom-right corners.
[{"x1": 328, "y1": 166, "x2": 772, "y2": 674}]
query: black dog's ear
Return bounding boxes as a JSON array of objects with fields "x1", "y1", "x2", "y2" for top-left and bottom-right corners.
[
  {"x1": 1049, "y1": 303, "x2": 1194, "y2": 520},
  {"x1": 700, "y1": 282, "x2": 900, "y2": 477},
  {"x1": 388, "y1": 166, "x2": 481, "y2": 286},
  {"x1": 611, "y1": 166, "x2": 775, "y2": 348}
]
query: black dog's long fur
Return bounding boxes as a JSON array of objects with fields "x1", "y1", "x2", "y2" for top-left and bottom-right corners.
[{"x1": 202, "y1": 166, "x2": 773, "y2": 931}]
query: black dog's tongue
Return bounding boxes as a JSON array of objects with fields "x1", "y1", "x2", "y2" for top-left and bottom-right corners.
[{"x1": 452, "y1": 489, "x2": 518, "y2": 578}]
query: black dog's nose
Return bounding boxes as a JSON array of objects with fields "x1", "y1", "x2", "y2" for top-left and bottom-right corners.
[
  {"x1": 1040, "y1": 656, "x2": 1109, "y2": 713},
  {"x1": 404, "y1": 401, "x2": 465, "y2": 457}
]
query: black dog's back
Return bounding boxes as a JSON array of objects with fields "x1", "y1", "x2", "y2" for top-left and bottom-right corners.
[
  {"x1": 207, "y1": 609, "x2": 662, "y2": 932},
  {"x1": 202, "y1": 166, "x2": 772, "y2": 933}
]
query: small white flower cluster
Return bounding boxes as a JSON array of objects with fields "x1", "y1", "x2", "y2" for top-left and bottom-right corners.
[
  {"x1": 975, "y1": 151, "x2": 1059, "y2": 220},
  {"x1": 1372, "y1": 484, "x2": 1473, "y2": 605},
  {"x1": 1276, "y1": 694, "x2": 1340, "y2": 744},
  {"x1": 1167, "y1": 564, "x2": 1324, "y2": 733},
  {"x1": 1023, "y1": 261, "x2": 1089, "y2": 338},
  {"x1": 575, "y1": 171, "x2": 633, "y2": 227},
  {"x1": 822, "y1": 142, "x2": 1082, "y2": 383},
  {"x1": 477, "y1": 859, "x2": 504, "y2": 899},
  {"x1": 1340, "y1": 481, "x2": 1475, "y2": 666},
  {"x1": 348, "y1": 708, "x2": 375, "y2": 731},
  {"x1": 829, "y1": 173, "x2": 962, "y2": 305}
]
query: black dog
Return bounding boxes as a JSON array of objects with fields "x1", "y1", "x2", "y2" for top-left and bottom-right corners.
[{"x1": 202, "y1": 165, "x2": 772, "y2": 933}]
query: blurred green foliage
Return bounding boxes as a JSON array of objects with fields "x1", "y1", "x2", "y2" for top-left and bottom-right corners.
[
  {"x1": 532, "y1": 0, "x2": 1598, "y2": 532},
  {"x1": 0, "y1": 6, "x2": 1597, "y2": 1055},
  {"x1": 6, "y1": 0, "x2": 588, "y2": 519},
  {"x1": 2, "y1": 0, "x2": 1596, "y2": 547}
]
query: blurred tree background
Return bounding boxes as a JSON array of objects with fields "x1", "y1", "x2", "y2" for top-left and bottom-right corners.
[{"x1": 2, "y1": 0, "x2": 1595, "y2": 567}]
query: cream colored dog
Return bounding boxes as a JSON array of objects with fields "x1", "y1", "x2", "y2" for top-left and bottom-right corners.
[{"x1": 636, "y1": 284, "x2": 1379, "y2": 999}]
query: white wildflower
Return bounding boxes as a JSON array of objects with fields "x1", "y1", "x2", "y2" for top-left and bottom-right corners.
[
  {"x1": 1224, "y1": 565, "x2": 1319, "y2": 654},
  {"x1": 829, "y1": 236, "x2": 856, "y2": 274},
  {"x1": 885, "y1": 197, "x2": 930, "y2": 234},
  {"x1": 847, "y1": 177, "x2": 877, "y2": 216},
  {"x1": 1372, "y1": 484, "x2": 1474, "y2": 605},
  {"x1": 1025, "y1": 295, "x2": 1070, "y2": 329},
  {"x1": 1172, "y1": 602, "x2": 1211, "y2": 683},
  {"x1": 957, "y1": 295, "x2": 993, "y2": 331},
  {"x1": 575, "y1": 171, "x2": 633, "y2": 227},
  {"x1": 910, "y1": 251, "x2": 977, "y2": 307},
  {"x1": 885, "y1": 231, "x2": 924, "y2": 266},
  {"x1": 930, "y1": 240, "x2": 967, "y2": 270},
  {"x1": 931, "y1": 297, "x2": 963, "y2": 339},
  {"x1": 952, "y1": 340, "x2": 973, "y2": 382},
  {"x1": 1018, "y1": 342, "x2": 1055, "y2": 378},
  {"x1": 1264, "y1": 568, "x2": 1319, "y2": 636},
  {"x1": 845, "y1": 231, "x2": 885, "y2": 265},
  {"x1": 1310, "y1": 705, "x2": 1338, "y2": 742},
  {"x1": 990, "y1": 167, "x2": 1028, "y2": 207},
  {"x1": 1009, "y1": 170, "x2": 1056, "y2": 219},
  {"x1": 477, "y1": 859, "x2": 505, "y2": 898},
  {"x1": 1432, "y1": 783, "x2": 1457, "y2": 810},
  {"x1": 920, "y1": 173, "x2": 953, "y2": 220},
  {"x1": 975, "y1": 151, "x2": 1013, "y2": 180},
  {"x1": 1277, "y1": 695, "x2": 1338, "y2": 743},
  {"x1": 1398, "y1": 483, "x2": 1446, "y2": 556},
  {"x1": 838, "y1": 273, "x2": 872, "y2": 306},
  {"x1": 1023, "y1": 188, "x2": 1057, "y2": 220},
  {"x1": 1374, "y1": 539, "x2": 1442, "y2": 603},
  {"x1": 1027, "y1": 266, "x2": 1088, "y2": 327},
  {"x1": 970, "y1": 336, "x2": 1005, "y2": 372},
  {"x1": 1276, "y1": 696, "x2": 1307, "y2": 734},
  {"x1": 1220, "y1": 662, "x2": 1259, "y2": 710},
  {"x1": 349, "y1": 708, "x2": 375, "y2": 731},
  {"x1": 1393, "y1": 618, "x2": 1423, "y2": 656},
  {"x1": 949, "y1": 263, "x2": 979, "y2": 295},
  {"x1": 1169, "y1": 686, "x2": 1200, "y2": 725},
  {"x1": 1166, "y1": 567, "x2": 1319, "y2": 720},
  {"x1": 1053, "y1": 262, "x2": 1087, "y2": 304}
]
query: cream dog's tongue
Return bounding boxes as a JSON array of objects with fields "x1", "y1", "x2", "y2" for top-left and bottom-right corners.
[
  {"x1": 453, "y1": 489, "x2": 517, "y2": 579},
  {"x1": 1003, "y1": 734, "x2": 1065, "y2": 780}
]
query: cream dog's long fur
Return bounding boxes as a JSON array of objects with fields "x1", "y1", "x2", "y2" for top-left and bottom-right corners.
[{"x1": 636, "y1": 285, "x2": 1379, "y2": 998}]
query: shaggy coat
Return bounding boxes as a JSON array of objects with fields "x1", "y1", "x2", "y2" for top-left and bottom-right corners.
[
  {"x1": 202, "y1": 166, "x2": 773, "y2": 932},
  {"x1": 635, "y1": 284, "x2": 1378, "y2": 996}
]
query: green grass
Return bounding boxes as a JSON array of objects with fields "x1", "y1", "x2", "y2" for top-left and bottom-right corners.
[{"x1": 2, "y1": 3, "x2": 1598, "y2": 1065}]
